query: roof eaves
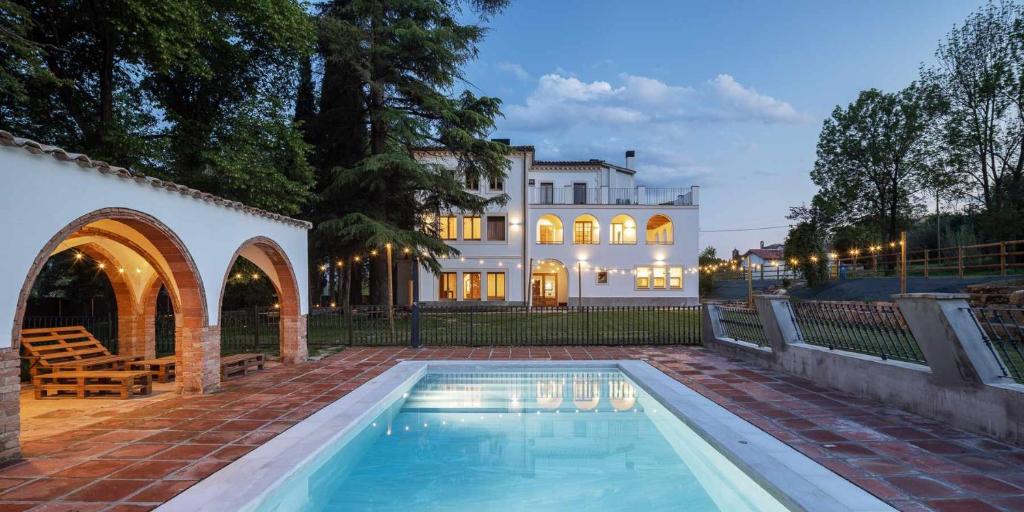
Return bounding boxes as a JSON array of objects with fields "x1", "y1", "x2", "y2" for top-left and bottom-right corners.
[{"x1": 0, "y1": 131, "x2": 312, "y2": 230}]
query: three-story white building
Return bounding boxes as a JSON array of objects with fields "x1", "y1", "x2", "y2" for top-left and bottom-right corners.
[{"x1": 413, "y1": 143, "x2": 699, "y2": 306}]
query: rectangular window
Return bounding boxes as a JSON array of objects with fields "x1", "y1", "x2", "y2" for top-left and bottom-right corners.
[
  {"x1": 489, "y1": 177, "x2": 504, "y2": 191},
  {"x1": 462, "y1": 216, "x2": 481, "y2": 240},
  {"x1": 669, "y1": 267, "x2": 683, "y2": 289},
  {"x1": 635, "y1": 266, "x2": 651, "y2": 289},
  {"x1": 465, "y1": 174, "x2": 480, "y2": 191},
  {"x1": 596, "y1": 271, "x2": 609, "y2": 284},
  {"x1": 438, "y1": 215, "x2": 457, "y2": 240},
  {"x1": 487, "y1": 216, "x2": 506, "y2": 241},
  {"x1": 540, "y1": 182, "x2": 554, "y2": 204},
  {"x1": 487, "y1": 272, "x2": 506, "y2": 300},
  {"x1": 463, "y1": 272, "x2": 481, "y2": 300},
  {"x1": 440, "y1": 272, "x2": 457, "y2": 300},
  {"x1": 574, "y1": 221, "x2": 595, "y2": 244},
  {"x1": 652, "y1": 267, "x2": 667, "y2": 289}
]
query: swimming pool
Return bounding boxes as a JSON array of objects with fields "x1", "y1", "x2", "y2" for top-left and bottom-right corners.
[{"x1": 158, "y1": 361, "x2": 892, "y2": 512}]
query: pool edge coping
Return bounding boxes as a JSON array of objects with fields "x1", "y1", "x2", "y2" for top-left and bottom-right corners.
[{"x1": 156, "y1": 360, "x2": 894, "y2": 512}]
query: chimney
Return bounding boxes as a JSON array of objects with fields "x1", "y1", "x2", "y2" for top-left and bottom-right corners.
[
  {"x1": 760, "y1": 241, "x2": 765, "y2": 249},
  {"x1": 491, "y1": 138, "x2": 511, "y2": 146},
  {"x1": 625, "y1": 150, "x2": 636, "y2": 169}
]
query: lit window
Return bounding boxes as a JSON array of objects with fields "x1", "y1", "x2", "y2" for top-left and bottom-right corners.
[
  {"x1": 463, "y1": 216, "x2": 481, "y2": 241},
  {"x1": 573, "y1": 214, "x2": 599, "y2": 244},
  {"x1": 669, "y1": 267, "x2": 683, "y2": 289},
  {"x1": 635, "y1": 267, "x2": 651, "y2": 289},
  {"x1": 439, "y1": 215, "x2": 457, "y2": 240},
  {"x1": 610, "y1": 214, "x2": 637, "y2": 244},
  {"x1": 489, "y1": 177, "x2": 504, "y2": 191},
  {"x1": 537, "y1": 214, "x2": 563, "y2": 244},
  {"x1": 487, "y1": 272, "x2": 505, "y2": 300},
  {"x1": 463, "y1": 272, "x2": 481, "y2": 300},
  {"x1": 487, "y1": 216, "x2": 506, "y2": 241},
  {"x1": 646, "y1": 215, "x2": 674, "y2": 244},
  {"x1": 596, "y1": 271, "x2": 608, "y2": 284},
  {"x1": 652, "y1": 267, "x2": 667, "y2": 289},
  {"x1": 440, "y1": 272, "x2": 457, "y2": 300}
]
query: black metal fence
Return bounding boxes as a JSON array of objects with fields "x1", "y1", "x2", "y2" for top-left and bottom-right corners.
[
  {"x1": 220, "y1": 307, "x2": 281, "y2": 355},
  {"x1": 790, "y1": 301, "x2": 926, "y2": 364},
  {"x1": 717, "y1": 306, "x2": 768, "y2": 346},
  {"x1": 307, "y1": 305, "x2": 702, "y2": 347},
  {"x1": 971, "y1": 306, "x2": 1024, "y2": 383},
  {"x1": 21, "y1": 314, "x2": 118, "y2": 353}
]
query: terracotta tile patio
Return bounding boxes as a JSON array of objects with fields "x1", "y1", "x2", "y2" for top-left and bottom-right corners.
[{"x1": 2, "y1": 346, "x2": 1024, "y2": 511}]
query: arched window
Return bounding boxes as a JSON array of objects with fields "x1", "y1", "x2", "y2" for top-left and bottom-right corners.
[
  {"x1": 646, "y1": 214, "x2": 673, "y2": 244},
  {"x1": 573, "y1": 214, "x2": 600, "y2": 244},
  {"x1": 609, "y1": 214, "x2": 637, "y2": 244},
  {"x1": 536, "y1": 214, "x2": 563, "y2": 244}
]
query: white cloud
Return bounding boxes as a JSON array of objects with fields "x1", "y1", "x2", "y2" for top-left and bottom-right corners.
[
  {"x1": 496, "y1": 62, "x2": 530, "y2": 81},
  {"x1": 709, "y1": 74, "x2": 809, "y2": 124},
  {"x1": 503, "y1": 72, "x2": 807, "y2": 131}
]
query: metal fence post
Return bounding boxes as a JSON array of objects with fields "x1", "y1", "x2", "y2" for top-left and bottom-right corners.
[
  {"x1": 345, "y1": 305, "x2": 353, "y2": 346},
  {"x1": 410, "y1": 303, "x2": 421, "y2": 348}
]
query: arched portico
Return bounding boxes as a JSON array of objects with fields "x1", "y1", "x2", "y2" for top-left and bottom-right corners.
[
  {"x1": 219, "y1": 237, "x2": 307, "y2": 364},
  {"x1": 0, "y1": 133, "x2": 310, "y2": 462}
]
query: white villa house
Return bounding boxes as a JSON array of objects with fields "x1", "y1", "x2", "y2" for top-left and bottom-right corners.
[{"x1": 411, "y1": 143, "x2": 700, "y2": 306}]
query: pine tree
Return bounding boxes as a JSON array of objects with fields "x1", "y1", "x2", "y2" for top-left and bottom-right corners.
[{"x1": 312, "y1": 0, "x2": 511, "y2": 305}]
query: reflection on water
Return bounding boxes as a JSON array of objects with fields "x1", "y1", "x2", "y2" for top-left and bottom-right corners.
[
  {"x1": 404, "y1": 371, "x2": 642, "y2": 414},
  {"x1": 258, "y1": 370, "x2": 787, "y2": 512}
]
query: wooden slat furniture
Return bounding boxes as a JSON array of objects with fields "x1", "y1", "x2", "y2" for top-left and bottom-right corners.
[
  {"x1": 221, "y1": 353, "x2": 265, "y2": 379},
  {"x1": 128, "y1": 355, "x2": 176, "y2": 383},
  {"x1": 33, "y1": 371, "x2": 152, "y2": 399},
  {"x1": 20, "y1": 326, "x2": 141, "y2": 376}
]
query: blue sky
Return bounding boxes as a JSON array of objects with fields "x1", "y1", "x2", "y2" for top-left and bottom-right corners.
[{"x1": 461, "y1": 0, "x2": 987, "y2": 254}]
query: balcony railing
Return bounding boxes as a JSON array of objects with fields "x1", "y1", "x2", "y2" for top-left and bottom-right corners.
[{"x1": 529, "y1": 186, "x2": 697, "y2": 206}]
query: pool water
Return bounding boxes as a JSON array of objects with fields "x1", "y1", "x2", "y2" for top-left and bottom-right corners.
[{"x1": 257, "y1": 370, "x2": 789, "y2": 512}]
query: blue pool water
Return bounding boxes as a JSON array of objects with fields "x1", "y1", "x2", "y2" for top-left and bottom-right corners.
[{"x1": 257, "y1": 370, "x2": 788, "y2": 511}]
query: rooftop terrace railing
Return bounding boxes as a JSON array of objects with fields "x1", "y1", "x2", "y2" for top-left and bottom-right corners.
[
  {"x1": 790, "y1": 300, "x2": 926, "y2": 364},
  {"x1": 970, "y1": 306, "x2": 1024, "y2": 383},
  {"x1": 529, "y1": 186, "x2": 696, "y2": 206}
]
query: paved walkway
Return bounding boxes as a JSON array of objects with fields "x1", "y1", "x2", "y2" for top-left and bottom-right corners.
[{"x1": 0, "y1": 346, "x2": 1022, "y2": 511}]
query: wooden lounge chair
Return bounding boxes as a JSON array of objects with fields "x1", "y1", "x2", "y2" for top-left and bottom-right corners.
[
  {"x1": 128, "y1": 355, "x2": 176, "y2": 383},
  {"x1": 221, "y1": 353, "x2": 265, "y2": 379},
  {"x1": 20, "y1": 326, "x2": 141, "y2": 376},
  {"x1": 33, "y1": 370, "x2": 152, "y2": 399}
]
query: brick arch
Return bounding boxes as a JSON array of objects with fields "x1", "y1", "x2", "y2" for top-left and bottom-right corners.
[
  {"x1": 12, "y1": 208, "x2": 216, "y2": 395},
  {"x1": 71, "y1": 242, "x2": 146, "y2": 357},
  {"x1": 140, "y1": 275, "x2": 167, "y2": 359},
  {"x1": 219, "y1": 237, "x2": 306, "y2": 364}
]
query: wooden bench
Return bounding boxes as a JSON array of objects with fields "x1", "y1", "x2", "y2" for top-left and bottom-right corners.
[
  {"x1": 21, "y1": 326, "x2": 141, "y2": 376},
  {"x1": 33, "y1": 371, "x2": 152, "y2": 399},
  {"x1": 128, "y1": 355, "x2": 176, "y2": 383},
  {"x1": 221, "y1": 353, "x2": 265, "y2": 379}
]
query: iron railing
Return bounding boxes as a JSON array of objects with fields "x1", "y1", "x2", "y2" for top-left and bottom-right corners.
[
  {"x1": 220, "y1": 307, "x2": 281, "y2": 355},
  {"x1": 307, "y1": 305, "x2": 702, "y2": 347},
  {"x1": 790, "y1": 301, "x2": 926, "y2": 364},
  {"x1": 717, "y1": 306, "x2": 768, "y2": 346},
  {"x1": 22, "y1": 314, "x2": 118, "y2": 353},
  {"x1": 971, "y1": 306, "x2": 1024, "y2": 382},
  {"x1": 155, "y1": 313, "x2": 175, "y2": 357},
  {"x1": 530, "y1": 187, "x2": 696, "y2": 206}
]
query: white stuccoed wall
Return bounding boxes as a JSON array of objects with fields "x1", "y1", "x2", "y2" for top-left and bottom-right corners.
[{"x1": 0, "y1": 146, "x2": 309, "y2": 347}]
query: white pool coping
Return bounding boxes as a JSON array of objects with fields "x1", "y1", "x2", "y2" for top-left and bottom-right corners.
[{"x1": 156, "y1": 360, "x2": 894, "y2": 512}]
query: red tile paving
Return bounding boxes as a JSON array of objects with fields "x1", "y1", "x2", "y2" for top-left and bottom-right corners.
[{"x1": 0, "y1": 346, "x2": 1023, "y2": 511}]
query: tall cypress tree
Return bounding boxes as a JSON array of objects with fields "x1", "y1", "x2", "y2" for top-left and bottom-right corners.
[{"x1": 312, "y1": 0, "x2": 511, "y2": 305}]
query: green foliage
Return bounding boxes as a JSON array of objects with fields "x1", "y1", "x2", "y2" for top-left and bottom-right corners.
[
  {"x1": 307, "y1": 0, "x2": 511, "y2": 301},
  {"x1": 784, "y1": 222, "x2": 830, "y2": 287},
  {"x1": 222, "y1": 258, "x2": 280, "y2": 310},
  {"x1": 812, "y1": 84, "x2": 944, "y2": 242},
  {"x1": 1, "y1": 0, "x2": 316, "y2": 215},
  {"x1": 698, "y1": 246, "x2": 722, "y2": 296}
]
